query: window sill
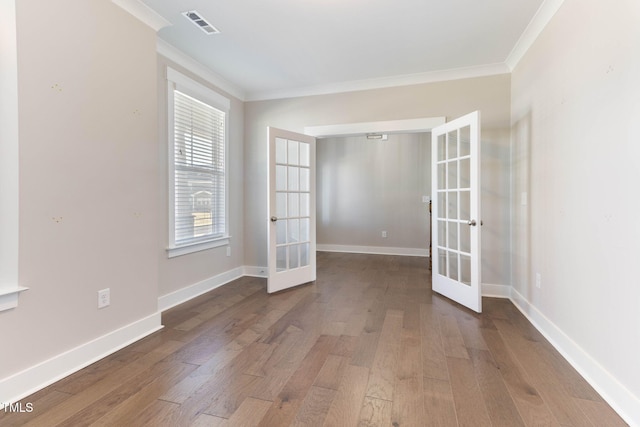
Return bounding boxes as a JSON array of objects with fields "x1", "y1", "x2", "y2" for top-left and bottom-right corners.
[
  {"x1": 0, "y1": 286, "x2": 29, "y2": 312},
  {"x1": 167, "y1": 236, "x2": 230, "y2": 258}
]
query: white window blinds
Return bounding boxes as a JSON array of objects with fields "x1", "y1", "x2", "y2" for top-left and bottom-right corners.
[{"x1": 168, "y1": 68, "x2": 229, "y2": 253}]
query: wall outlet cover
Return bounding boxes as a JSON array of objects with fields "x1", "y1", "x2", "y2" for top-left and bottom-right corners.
[{"x1": 98, "y1": 288, "x2": 110, "y2": 309}]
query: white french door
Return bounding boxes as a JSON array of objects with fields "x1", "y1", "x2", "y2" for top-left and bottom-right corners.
[
  {"x1": 267, "y1": 127, "x2": 316, "y2": 293},
  {"x1": 431, "y1": 111, "x2": 482, "y2": 313}
]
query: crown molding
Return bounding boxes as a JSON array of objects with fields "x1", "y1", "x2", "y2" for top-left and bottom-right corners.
[
  {"x1": 505, "y1": 0, "x2": 565, "y2": 71},
  {"x1": 157, "y1": 39, "x2": 246, "y2": 101},
  {"x1": 246, "y1": 62, "x2": 510, "y2": 101},
  {"x1": 111, "y1": 0, "x2": 171, "y2": 32},
  {"x1": 113, "y1": 0, "x2": 562, "y2": 102}
]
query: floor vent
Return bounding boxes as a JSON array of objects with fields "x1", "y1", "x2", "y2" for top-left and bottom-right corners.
[{"x1": 182, "y1": 10, "x2": 220, "y2": 35}]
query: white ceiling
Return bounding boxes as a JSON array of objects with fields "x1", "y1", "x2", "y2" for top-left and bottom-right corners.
[{"x1": 141, "y1": 0, "x2": 548, "y2": 100}]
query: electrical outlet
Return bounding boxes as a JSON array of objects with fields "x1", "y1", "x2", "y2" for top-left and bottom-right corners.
[
  {"x1": 381, "y1": 231, "x2": 387, "y2": 238},
  {"x1": 226, "y1": 246, "x2": 231, "y2": 257},
  {"x1": 535, "y1": 273, "x2": 541, "y2": 289},
  {"x1": 98, "y1": 288, "x2": 110, "y2": 309}
]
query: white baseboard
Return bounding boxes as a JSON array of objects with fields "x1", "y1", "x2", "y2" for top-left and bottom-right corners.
[
  {"x1": 481, "y1": 283, "x2": 511, "y2": 298},
  {"x1": 510, "y1": 289, "x2": 639, "y2": 427},
  {"x1": 0, "y1": 311, "x2": 162, "y2": 404},
  {"x1": 317, "y1": 244, "x2": 429, "y2": 257},
  {"x1": 158, "y1": 267, "x2": 245, "y2": 312}
]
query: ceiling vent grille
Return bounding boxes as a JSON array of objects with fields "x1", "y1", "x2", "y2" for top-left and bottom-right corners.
[{"x1": 182, "y1": 10, "x2": 220, "y2": 35}]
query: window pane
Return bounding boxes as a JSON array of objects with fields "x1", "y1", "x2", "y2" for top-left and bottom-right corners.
[
  {"x1": 460, "y1": 126, "x2": 471, "y2": 157},
  {"x1": 437, "y1": 134, "x2": 446, "y2": 161},
  {"x1": 300, "y1": 218, "x2": 309, "y2": 242},
  {"x1": 276, "y1": 137, "x2": 287, "y2": 164},
  {"x1": 276, "y1": 192, "x2": 287, "y2": 218},
  {"x1": 288, "y1": 193, "x2": 299, "y2": 217},
  {"x1": 276, "y1": 165, "x2": 287, "y2": 191},
  {"x1": 448, "y1": 251, "x2": 458, "y2": 281},
  {"x1": 288, "y1": 219, "x2": 299, "y2": 243},
  {"x1": 438, "y1": 220, "x2": 446, "y2": 247},
  {"x1": 172, "y1": 87, "x2": 227, "y2": 247},
  {"x1": 448, "y1": 160, "x2": 457, "y2": 189},
  {"x1": 437, "y1": 163, "x2": 446, "y2": 190},
  {"x1": 461, "y1": 254, "x2": 471, "y2": 286},
  {"x1": 300, "y1": 167, "x2": 310, "y2": 192},
  {"x1": 300, "y1": 243, "x2": 310, "y2": 267},
  {"x1": 460, "y1": 158, "x2": 471, "y2": 188},
  {"x1": 448, "y1": 191, "x2": 458, "y2": 220},
  {"x1": 288, "y1": 140, "x2": 299, "y2": 166},
  {"x1": 290, "y1": 244, "x2": 299, "y2": 269},
  {"x1": 448, "y1": 221, "x2": 458, "y2": 251},
  {"x1": 276, "y1": 246, "x2": 287, "y2": 272},
  {"x1": 300, "y1": 193, "x2": 310, "y2": 217},
  {"x1": 299, "y1": 142, "x2": 310, "y2": 166},
  {"x1": 288, "y1": 166, "x2": 299, "y2": 191},
  {"x1": 460, "y1": 219, "x2": 471, "y2": 254},
  {"x1": 460, "y1": 190, "x2": 471, "y2": 224},
  {"x1": 438, "y1": 248, "x2": 447, "y2": 275},
  {"x1": 276, "y1": 220, "x2": 286, "y2": 245},
  {"x1": 437, "y1": 192, "x2": 446, "y2": 220},
  {"x1": 447, "y1": 130, "x2": 458, "y2": 159}
]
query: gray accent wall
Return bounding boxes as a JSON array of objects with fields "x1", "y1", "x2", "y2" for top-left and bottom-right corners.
[{"x1": 317, "y1": 133, "x2": 431, "y2": 251}]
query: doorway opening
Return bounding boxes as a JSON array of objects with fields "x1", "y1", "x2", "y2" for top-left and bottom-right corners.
[{"x1": 304, "y1": 117, "x2": 444, "y2": 258}]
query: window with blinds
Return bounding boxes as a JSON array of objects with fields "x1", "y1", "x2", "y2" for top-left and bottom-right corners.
[{"x1": 167, "y1": 68, "x2": 230, "y2": 256}]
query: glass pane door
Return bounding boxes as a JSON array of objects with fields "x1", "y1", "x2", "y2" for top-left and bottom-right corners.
[
  {"x1": 268, "y1": 127, "x2": 316, "y2": 293},
  {"x1": 431, "y1": 112, "x2": 482, "y2": 313}
]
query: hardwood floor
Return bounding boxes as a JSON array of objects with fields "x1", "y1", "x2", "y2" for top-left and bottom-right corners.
[{"x1": 2, "y1": 252, "x2": 627, "y2": 426}]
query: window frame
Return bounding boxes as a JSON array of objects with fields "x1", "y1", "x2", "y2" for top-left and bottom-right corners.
[{"x1": 166, "y1": 67, "x2": 230, "y2": 258}]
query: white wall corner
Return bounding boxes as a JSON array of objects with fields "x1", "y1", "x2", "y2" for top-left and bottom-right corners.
[
  {"x1": 243, "y1": 266, "x2": 268, "y2": 278},
  {"x1": 509, "y1": 288, "x2": 640, "y2": 426},
  {"x1": 157, "y1": 39, "x2": 246, "y2": 102},
  {"x1": 481, "y1": 283, "x2": 511, "y2": 298},
  {"x1": 111, "y1": 0, "x2": 171, "y2": 32},
  {"x1": 505, "y1": 0, "x2": 566, "y2": 71},
  {"x1": 0, "y1": 312, "x2": 162, "y2": 403},
  {"x1": 157, "y1": 267, "x2": 245, "y2": 312}
]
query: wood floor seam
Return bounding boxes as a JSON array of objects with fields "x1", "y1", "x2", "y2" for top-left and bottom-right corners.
[{"x1": 2, "y1": 253, "x2": 627, "y2": 427}]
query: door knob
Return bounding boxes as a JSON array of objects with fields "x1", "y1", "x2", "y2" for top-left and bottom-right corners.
[
  {"x1": 270, "y1": 216, "x2": 278, "y2": 222},
  {"x1": 467, "y1": 219, "x2": 477, "y2": 226}
]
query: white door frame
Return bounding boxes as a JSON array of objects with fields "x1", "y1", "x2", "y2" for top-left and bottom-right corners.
[{"x1": 304, "y1": 117, "x2": 445, "y2": 139}]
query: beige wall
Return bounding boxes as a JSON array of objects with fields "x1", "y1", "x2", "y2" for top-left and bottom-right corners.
[
  {"x1": 2, "y1": 0, "x2": 159, "y2": 377},
  {"x1": 511, "y1": 0, "x2": 640, "y2": 408},
  {"x1": 317, "y1": 133, "x2": 431, "y2": 251},
  {"x1": 244, "y1": 75, "x2": 512, "y2": 286},
  {"x1": 156, "y1": 57, "x2": 245, "y2": 298}
]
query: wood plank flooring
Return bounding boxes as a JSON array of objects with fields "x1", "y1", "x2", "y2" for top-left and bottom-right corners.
[{"x1": 1, "y1": 252, "x2": 627, "y2": 426}]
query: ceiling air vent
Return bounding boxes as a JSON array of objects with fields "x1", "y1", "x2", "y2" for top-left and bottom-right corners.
[{"x1": 182, "y1": 10, "x2": 220, "y2": 35}]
